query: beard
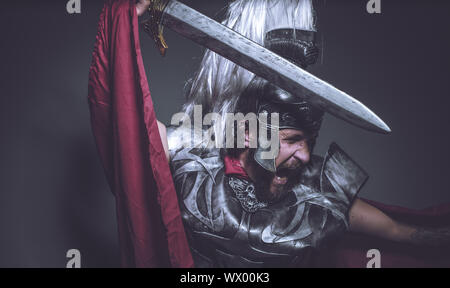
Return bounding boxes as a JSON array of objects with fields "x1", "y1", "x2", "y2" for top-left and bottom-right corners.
[{"x1": 250, "y1": 152, "x2": 305, "y2": 204}]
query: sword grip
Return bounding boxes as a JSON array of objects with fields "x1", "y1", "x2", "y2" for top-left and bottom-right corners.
[{"x1": 141, "y1": 0, "x2": 170, "y2": 56}]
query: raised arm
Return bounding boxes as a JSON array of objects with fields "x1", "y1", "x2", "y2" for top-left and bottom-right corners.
[
  {"x1": 349, "y1": 198, "x2": 450, "y2": 248},
  {"x1": 157, "y1": 120, "x2": 170, "y2": 162},
  {"x1": 136, "y1": 0, "x2": 151, "y2": 17},
  {"x1": 136, "y1": 0, "x2": 170, "y2": 160}
]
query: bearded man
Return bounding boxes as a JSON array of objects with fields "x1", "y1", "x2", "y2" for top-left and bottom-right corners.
[
  {"x1": 147, "y1": 0, "x2": 450, "y2": 267},
  {"x1": 88, "y1": 0, "x2": 450, "y2": 267}
]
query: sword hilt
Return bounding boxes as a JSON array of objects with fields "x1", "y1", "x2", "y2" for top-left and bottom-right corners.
[{"x1": 142, "y1": 0, "x2": 170, "y2": 57}]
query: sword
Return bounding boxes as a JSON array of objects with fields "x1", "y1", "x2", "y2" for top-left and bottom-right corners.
[{"x1": 142, "y1": 0, "x2": 391, "y2": 134}]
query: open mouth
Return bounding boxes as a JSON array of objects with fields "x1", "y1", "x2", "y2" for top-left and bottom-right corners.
[{"x1": 273, "y1": 168, "x2": 291, "y2": 185}]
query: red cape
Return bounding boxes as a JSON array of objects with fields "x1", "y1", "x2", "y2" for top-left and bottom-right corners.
[
  {"x1": 88, "y1": 0, "x2": 193, "y2": 268},
  {"x1": 88, "y1": 0, "x2": 449, "y2": 268}
]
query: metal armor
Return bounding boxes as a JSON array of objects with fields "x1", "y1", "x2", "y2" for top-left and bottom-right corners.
[{"x1": 168, "y1": 129, "x2": 368, "y2": 267}]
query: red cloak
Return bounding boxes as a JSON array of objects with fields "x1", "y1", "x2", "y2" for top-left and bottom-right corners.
[{"x1": 88, "y1": 0, "x2": 193, "y2": 268}]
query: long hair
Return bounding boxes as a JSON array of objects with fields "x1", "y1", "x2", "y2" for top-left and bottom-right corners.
[{"x1": 180, "y1": 0, "x2": 316, "y2": 148}]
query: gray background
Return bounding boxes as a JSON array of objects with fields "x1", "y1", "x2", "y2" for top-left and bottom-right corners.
[{"x1": 1, "y1": 0, "x2": 449, "y2": 267}]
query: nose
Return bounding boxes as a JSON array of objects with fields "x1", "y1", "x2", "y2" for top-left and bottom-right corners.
[{"x1": 293, "y1": 142, "x2": 310, "y2": 164}]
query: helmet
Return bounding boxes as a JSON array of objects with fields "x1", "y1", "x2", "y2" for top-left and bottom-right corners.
[{"x1": 235, "y1": 28, "x2": 324, "y2": 172}]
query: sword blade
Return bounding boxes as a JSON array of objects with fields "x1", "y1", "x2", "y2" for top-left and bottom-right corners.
[{"x1": 160, "y1": 0, "x2": 391, "y2": 134}]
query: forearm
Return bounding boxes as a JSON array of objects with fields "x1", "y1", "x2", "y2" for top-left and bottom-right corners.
[
  {"x1": 380, "y1": 221, "x2": 450, "y2": 248},
  {"x1": 136, "y1": 0, "x2": 170, "y2": 160},
  {"x1": 349, "y1": 199, "x2": 450, "y2": 247},
  {"x1": 408, "y1": 225, "x2": 450, "y2": 248}
]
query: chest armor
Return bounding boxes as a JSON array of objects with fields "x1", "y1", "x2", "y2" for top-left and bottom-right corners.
[{"x1": 170, "y1": 144, "x2": 368, "y2": 268}]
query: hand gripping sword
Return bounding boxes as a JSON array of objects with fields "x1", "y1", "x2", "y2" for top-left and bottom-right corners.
[{"x1": 142, "y1": 0, "x2": 391, "y2": 134}]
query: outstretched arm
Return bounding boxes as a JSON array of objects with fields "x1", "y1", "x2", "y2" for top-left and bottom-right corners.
[{"x1": 349, "y1": 198, "x2": 450, "y2": 248}]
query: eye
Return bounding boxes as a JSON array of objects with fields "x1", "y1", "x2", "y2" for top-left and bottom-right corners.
[{"x1": 283, "y1": 136, "x2": 304, "y2": 144}]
